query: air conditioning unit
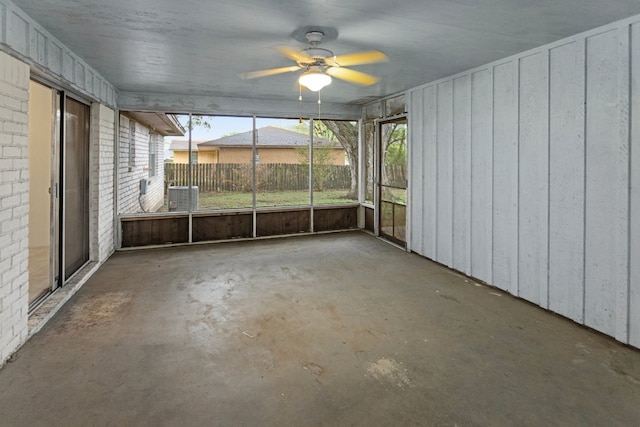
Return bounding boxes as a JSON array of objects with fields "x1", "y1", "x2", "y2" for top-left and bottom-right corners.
[{"x1": 168, "y1": 186, "x2": 198, "y2": 211}]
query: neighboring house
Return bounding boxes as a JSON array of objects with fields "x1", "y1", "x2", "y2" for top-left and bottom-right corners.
[
  {"x1": 118, "y1": 112, "x2": 185, "y2": 213},
  {"x1": 166, "y1": 139, "x2": 211, "y2": 164},
  {"x1": 169, "y1": 126, "x2": 345, "y2": 165}
]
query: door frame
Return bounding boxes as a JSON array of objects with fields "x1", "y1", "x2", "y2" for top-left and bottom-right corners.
[
  {"x1": 375, "y1": 115, "x2": 408, "y2": 248},
  {"x1": 28, "y1": 77, "x2": 92, "y2": 312}
]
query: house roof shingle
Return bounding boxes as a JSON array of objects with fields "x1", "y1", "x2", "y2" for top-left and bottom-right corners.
[
  {"x1": 169, "y1": 126, "x2": 339, "y2": 152},
  {"x1": 199, "y1": 126, "x2": 336, "y2": 148},
  {"x1": 168, "y1": 140, "x2": 205, "y2": 151}
]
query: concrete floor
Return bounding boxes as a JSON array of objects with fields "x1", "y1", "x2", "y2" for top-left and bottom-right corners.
[{"x1": 1, "y1": 232, "x2": 639, "y2": 426}]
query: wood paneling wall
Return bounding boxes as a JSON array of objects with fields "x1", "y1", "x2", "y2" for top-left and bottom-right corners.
[
  {"x1": 408, "y1": 18, "x2": 640, "y2": 348},
  {"x1": 313, "y1": 206, "x2": 357, "y2": 232},
  {"x1": 256, "y1": 209, "x2": 311, "y2": 237},
  {"x1": 192, "y1": 213, "x2": 253, "y2": 242},
  {"x1": 364, "y1": 206, "x2": 375, "y2": 233},
  {"x1": 121, "y1": 216, "x2": 189, "y2": 247}
]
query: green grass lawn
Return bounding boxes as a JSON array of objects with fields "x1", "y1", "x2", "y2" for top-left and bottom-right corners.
[{"x1": 162, "y1": 189, "x2": 356, "y2": 211}]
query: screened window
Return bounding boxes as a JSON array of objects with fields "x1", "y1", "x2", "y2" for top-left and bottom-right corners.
[
  {"x1": 312, "y1": 119, "x2": 358, "y2": 205},
  {"x1": 148, "y1": 135, "x2": 156, "y2": 178},
  {"x1": 121, "y1": 113, "x2": 360, "y2": 215},
  {"x1": 128, "y1": 121, "x2": 136, "y2": 167}
]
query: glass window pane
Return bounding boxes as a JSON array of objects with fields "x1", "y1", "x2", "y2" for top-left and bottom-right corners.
[
  {"x1": 255, "y1": 118, "x2": 310, "y2": 208},
  {"x1": 312, "y1": 119, "x2": 357, "y2": 205}
]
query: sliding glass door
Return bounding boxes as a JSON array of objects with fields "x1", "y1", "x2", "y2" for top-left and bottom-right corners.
[{"x1": 28, "y1": 83, "x2": 90, "y2": 309}]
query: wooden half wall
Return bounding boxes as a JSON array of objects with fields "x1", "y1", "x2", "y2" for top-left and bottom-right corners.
[{"x1": 120, "y1": 205, "x2": 359, "y2": 248}]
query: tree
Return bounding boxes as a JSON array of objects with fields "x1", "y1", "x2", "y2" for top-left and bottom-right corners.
[
  {"x1": 179, "y1": 115, "x2": 211, "y2": 131},
  {"x1": 318, "y1": 120, "x2": 358, "y2": 199},
  {"x1": 379, "y1": 123, "x2": 407, "y2": 203},
  {"x1": 296, "y1": 141, "x2": 337, "y2": 192}
]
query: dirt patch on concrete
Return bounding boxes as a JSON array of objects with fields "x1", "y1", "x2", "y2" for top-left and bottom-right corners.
[
  {"x1": 366, "y1": 357, "x2": 410, "y2": 387},
  {"x1": 63, "y1": 292, "x2": 133, "y2": 329}
]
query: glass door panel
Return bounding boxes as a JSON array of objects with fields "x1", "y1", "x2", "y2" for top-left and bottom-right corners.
[
  {"x1": 27, "y1": 81, "x2": 55, "y2": 304},
  {"x1": 63, "y1": 97, "x2": 90, "y2": 280}
]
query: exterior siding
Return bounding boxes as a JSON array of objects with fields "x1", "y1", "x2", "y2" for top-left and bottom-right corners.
[
  {"x1": 118, "y1": 115, "x2": 165, "y2": 214},
  {"x1": 91, "y1": 104, "x2": 115, "y2": 262}
]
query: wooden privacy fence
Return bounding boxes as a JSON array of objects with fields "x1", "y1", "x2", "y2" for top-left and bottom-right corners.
[{"x1": 165, "y1": 163, "x2": 352, "y2": 192}]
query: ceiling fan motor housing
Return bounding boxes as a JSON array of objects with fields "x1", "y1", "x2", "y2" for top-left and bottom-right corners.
[
  {"x1": 304, "y1": 47, "x2": 334, "y2": 61},
  {"x1": 302, "y1": 32, "x2": 334, "y2": 64},
  {"x1": 238, "y1": 27, "x2": 384, "y2": 87},
  {"x1": 305, "y1": 31, "x2": 325, "y2": 45}
]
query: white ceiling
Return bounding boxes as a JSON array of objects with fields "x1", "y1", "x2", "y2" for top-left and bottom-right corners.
[{"x1": 13, "y1": 0, "x2": 640, "y2": 105}]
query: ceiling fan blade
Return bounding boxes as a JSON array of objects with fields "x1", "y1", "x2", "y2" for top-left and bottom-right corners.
[
  {"x1": 326, "y1": 67, "x2": 379, "y2": 86},
  {"x1": 275, "y1": 46, "x2": 314, "y2": 63},
  {"x1": 238, "y1": 65, "x2": 301, "y2": 80},
  {"x1": 327, "y1": 50, "x2": 387, "y2": 67}
]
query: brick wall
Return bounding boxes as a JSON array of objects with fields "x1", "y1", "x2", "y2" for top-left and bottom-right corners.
[
  {"x1": 91, "y1": 104, "x2": 115, "y2": 262},
  {"x1": 0, "y1": 52, "x2": 30, "y2": 365},
  {"x1": 146, "y1": 133, "x2": 165, "y2": 211},
  {"x1": 118, "y1": 115, "x2": 165, "y2": 214}
]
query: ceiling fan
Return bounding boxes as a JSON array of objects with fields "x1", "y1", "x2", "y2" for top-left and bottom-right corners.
[{"x1": 239, "y1": 31, "x2": 387, "y2": 92}]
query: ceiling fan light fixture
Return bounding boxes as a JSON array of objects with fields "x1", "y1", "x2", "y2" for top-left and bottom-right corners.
[{"x1": 299, "y1": 69, "x2": 332, "y2": 92}]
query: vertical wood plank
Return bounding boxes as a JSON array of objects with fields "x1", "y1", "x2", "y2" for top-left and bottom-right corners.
[
  {"x1": 631, "y1": 22, "x2": 640, "y2": 347},
  {"x1": 518, "y1": 51, "x2": 549, "y2": 306},
  {"x1": 422, "y1": 86, "x2": 438, "y2": 259},
  {"x1": 436, "y1": 81, "x2": 454, "y2": 267},
  {"x1": 617, "y1": 26, "x2": 631, "y2": 343},
  {"x1": 453, "y1": 75, "x2": 472, "y2": 275},
  {"x1": 492, "y1": 61, "x2": 519, "y2": 294},
  {"x1": 584, "y1": 28, "x2": 629, "y2": 339},
  {"x1": 471, "y1": 69, "x2": 493, "y2": 284},
  {"x1": 409, "y1": 90, "x2": 424, "y2": 254},
  {"x1": 548, "y1": 40, "x2": 586, "y2": 323}
]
